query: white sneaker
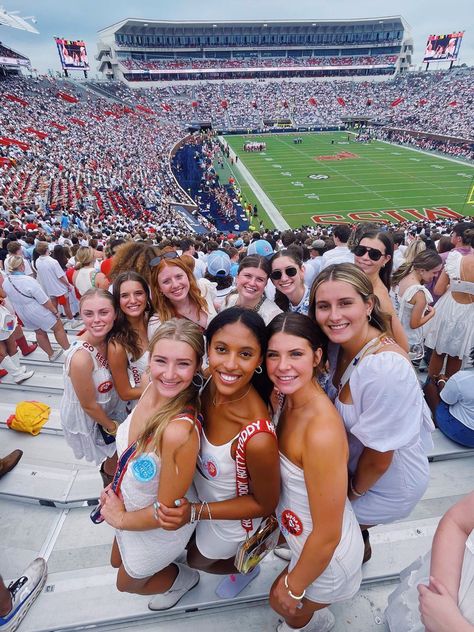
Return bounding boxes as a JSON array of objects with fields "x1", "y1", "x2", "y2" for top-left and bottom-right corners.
[
  {"x1": 48, "y1": 349, "x2": 63, "y2": 362},
  {"x1": 274, "y1": 544, "x2": 292, "y2": 561},
  {"x1": 0, "y1": 558, "x2": 48, "y2": 632},
  {"x1": 277, "y1": 609, "x2": 335, "y2": 632},
  {"x1": 13, "y1": 369, "x2": 35, "y2": 384},
  {"x1": 148, "y1": 563, "x2": 200, "y2": 611},
  {"x1": 67, "y1": 319, "x2": 82, "y2": 329}
]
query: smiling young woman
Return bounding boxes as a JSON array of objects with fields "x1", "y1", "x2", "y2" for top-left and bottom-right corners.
[
  {"x1": 221, "y1": 255, "x2": 282, "y2": 325},
  {"x1": 100, "y1": 318, "x2": 205, "y2": 611},
  {"x1": 310, "y1": 264, "x2": 434, "y2": 563},
  {"x1": 270, "y1": 250, "x2": 309, "y2": 315},
  {"x1": 266, "y1": 313, "x2": 363, "y2": 632},
  {"x1": 107, "y1": 272, "x2": 152, "y2": 407},
  {"x1": 60, "y1": 289, "x2": 128, "y2": 487},
  {"x1": 353, "y1": 230, "x2": 409, "y2": 351}
]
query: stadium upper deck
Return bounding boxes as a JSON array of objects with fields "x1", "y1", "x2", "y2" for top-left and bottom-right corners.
[{"x1": 96, "y1": 17, "x2": 413, "y2": 84}]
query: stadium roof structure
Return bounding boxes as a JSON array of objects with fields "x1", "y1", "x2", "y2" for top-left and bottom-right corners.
[
  {"x1": 99, "y1": 15, "x2": 408, "y2": 34},
  {"x1": 0, "y1": 5, "x2": 38, "y2": 33}
]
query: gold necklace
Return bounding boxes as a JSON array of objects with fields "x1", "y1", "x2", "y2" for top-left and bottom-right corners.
[{"x1": 212, "y1": 384, "x2": 252, "y2": 407}]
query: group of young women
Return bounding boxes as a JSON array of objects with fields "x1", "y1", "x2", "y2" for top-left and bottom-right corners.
[{"x1": 59, "y1": 231, "x2": 438, "y2": 630}]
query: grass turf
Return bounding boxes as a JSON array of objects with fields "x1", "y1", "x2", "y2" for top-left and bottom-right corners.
[{"x1": 222, "y1": 132, "x2": 474, "y2": 228}]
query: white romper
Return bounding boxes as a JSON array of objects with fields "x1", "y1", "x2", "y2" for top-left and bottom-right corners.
[
  {"x1": 334, "y1": 352, "x2": 434, "y2": 525},
  {"x1": 194, "y1": 426, "x2": 261, "y2": 560},
  {"x1": 115, "y1": 410, "x2": 199, "y2": 579},
  {"x1": 277, "y1": 453, "x2": 363, "y2": 603},
  {"x1": 60, "y1": 341, "x2": 128, "y2": 465}
]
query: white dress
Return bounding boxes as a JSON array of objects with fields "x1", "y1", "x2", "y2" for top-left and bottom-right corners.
[
  {"x1": 221, "y1": 293, "x2": 282, "y2": 325},
  {"x1": 385, "y1": 530, "x2": 474, "y2": 630},
  {"x1": 390, "y1": 283, "x2": 433, "y2": 358},
  {"x1": 115, "y1": 410, "x2": 199, "y2": 579},
  {"x1": 60, "y1": 341, "x2": 128, "y2": 465},
  {"x1": 424, "y1": 250, "x2": 474, "y2": 361},
  {"x1": 2, "y1": 273, "x2": 57, "y2": 331},
  {"x1": 126, "y1": 349, "x2": 149, "y2": 411},
  {"x1": 277, "y1": 453, "x2": 363, "y2": 603},
  {"x1": 334, "y1": 353, "x2": 434, "y2": 525}
]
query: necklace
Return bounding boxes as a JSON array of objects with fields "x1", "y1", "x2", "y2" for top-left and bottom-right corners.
[{"x1": 212, "y1": 384, "x2": 251, "y2": 407}]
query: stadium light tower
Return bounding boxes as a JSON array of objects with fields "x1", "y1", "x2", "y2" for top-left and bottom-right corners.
[{"x1": 0, "y1": 6, "x2": 39, "y2": 33}]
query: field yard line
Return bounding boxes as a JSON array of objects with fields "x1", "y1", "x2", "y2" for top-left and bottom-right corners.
[
  {"x1": 272, "y1": 135, "x2": 400, "y2": 208},
  {"x1": 219, "y1": 136, "x2": 290, "y2": 230},
  {"x1": 378, "y1": 140, "x2": 474, "y2": 168}
]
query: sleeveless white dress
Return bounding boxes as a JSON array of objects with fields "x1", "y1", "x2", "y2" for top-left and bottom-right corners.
[
  {"x1": 60, "y1": 340, "x2": 128, "y2": 465},
  {"x1": 115, "y1": 409, "x2": 199, "y2": 579},
  {"x1": 391, "y1": 283, "x2": 433, "y2": 359}
]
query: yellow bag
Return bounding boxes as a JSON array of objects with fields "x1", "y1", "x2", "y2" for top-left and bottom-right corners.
[{"x1": 7, "y1": 401, "x2": 51, "y2": 435}]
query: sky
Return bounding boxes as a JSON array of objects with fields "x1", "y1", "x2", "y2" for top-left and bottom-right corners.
[{"x1": 1, "y1": 0, "x2": 473, "y2": 74}]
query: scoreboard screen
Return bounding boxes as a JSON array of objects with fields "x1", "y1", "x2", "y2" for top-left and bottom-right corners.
[
  {"x1": 423, "y1": 32, "x2": 464, "y2": 63},
  {"x1": 55, "y1": 38, "x2": 90, "y2": 70}
]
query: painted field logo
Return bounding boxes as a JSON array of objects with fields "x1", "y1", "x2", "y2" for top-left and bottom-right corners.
[
  {"x1": 311, "y1": 206, "x2": 464, "y2": 226},
  {"x1": 308, "y1": 174, "x2": 329, "y2": 180},
  {"x1": 315, "y1": 151, "x2": 359, "y2": 161}
]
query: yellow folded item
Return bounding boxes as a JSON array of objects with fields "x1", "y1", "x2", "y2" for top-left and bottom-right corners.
[{"x1": 7, "y1": 401, "x2": 51, "y2": 435}]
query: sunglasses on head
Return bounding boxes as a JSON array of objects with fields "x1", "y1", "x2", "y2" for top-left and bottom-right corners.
[
  {"x1": 150, "y1": 251, "x2": 179, "y2": 267},
  {"x1": 270, "y1": 266, "x2": 298, "y2": 281},
  {"x1": 353, "y1": 245, "x2": 384, "y2": 262}
]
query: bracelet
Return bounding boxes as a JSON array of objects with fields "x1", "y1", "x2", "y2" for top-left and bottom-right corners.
[
  {"x1": 152, "y1": 500, "x2": 160, "y2": 522},
  {"x1": 436, "y1": 378, "x2": 447, "y2": 386},
  {"x1": 284, "y1": 574, "x2": 306, "y2": 601},
  {"x1": 350, "y1": 477, "x2": 366, "y2": 498},
  {"x1": 105, "y1": 421, "x2": 118, "y2": 437},
  {"x1": 189, "y1": 503, "x2": 197, "y2": 524}
]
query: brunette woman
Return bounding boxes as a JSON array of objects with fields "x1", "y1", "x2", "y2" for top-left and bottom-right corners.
[
  {"x1": 270, "y1": 250, "x2": 309, "y2": 315},
  {"x1": 266, "y1": 313, "x2": 363, "y2": 632}
]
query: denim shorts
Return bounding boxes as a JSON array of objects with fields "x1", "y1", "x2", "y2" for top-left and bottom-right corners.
[{"x1": 436, "y1": 401, "x2": 474, "y2": 448}]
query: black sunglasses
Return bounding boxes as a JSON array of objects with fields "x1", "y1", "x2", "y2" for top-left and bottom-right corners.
[
  {"x1": 353, "y1": 245, "x2": 384, "y2": 262},
  {"x1": 150, "y1": 251, "x2": 180, "y2": 267},
  {"x1": 270, "y1": 266, "x2": 299, "y2": 281}
]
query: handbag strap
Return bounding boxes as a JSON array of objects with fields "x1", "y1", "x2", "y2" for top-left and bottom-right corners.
[
  {"x1": 111, "y1": 441, "x2": 138, "y2": 494},
  {"x1": 6, "y1": 275, "x2": 33, "y2": 299},
  {"x1": 234, "y1": 419, "x2": 277, "y2": 533}
]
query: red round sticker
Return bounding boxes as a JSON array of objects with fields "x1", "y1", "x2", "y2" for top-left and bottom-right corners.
[
  {"x1": 97, "y1": 381, "x2": 113, "y2": 394},
  {"x1": 281, "y1": 509, "x2": 303, "y2": 536},
  {"x1": 206, "y1": 459, "x2": 218, "y2": 478}
]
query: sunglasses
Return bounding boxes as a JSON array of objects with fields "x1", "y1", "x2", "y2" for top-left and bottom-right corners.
[
  {"x1": 270, "y1": 266, "x2": 298, "y2": 281},
  {"x1": 353, "y1": 245, "x2": 384, "y2": 262},
  {"x1": 150, "y1": 251, "x2": 179, "y2": 267}
]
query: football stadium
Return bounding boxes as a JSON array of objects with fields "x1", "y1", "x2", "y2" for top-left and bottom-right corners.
[{"x1": 0, "y1": 8, "x2": 473, "y2": 632}]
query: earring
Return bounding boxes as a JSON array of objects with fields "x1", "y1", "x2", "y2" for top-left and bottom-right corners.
[
  {"x1": 367, "y1": 313, "x2": 372, "y2": 323},
  {"x1": 254, "y1": 365, "x2": 263, "y2": 375},
  {"x1": 192, "y1": 373, "x2": 205, "y2": 388}
]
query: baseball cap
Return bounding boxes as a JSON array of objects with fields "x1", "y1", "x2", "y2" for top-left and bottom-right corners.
[
  {"x1": 234, "y1": 238, "x2": 244, "y2": 248},
  {"x1": 247, "y1": 239, "x2": 274, "y2": 258},
  {"x1": 207, "y1": 251, "x2": 231, "y2": 277},
  {"x1": 311, "y1": 239, "x2": 326, "y2": 250}
]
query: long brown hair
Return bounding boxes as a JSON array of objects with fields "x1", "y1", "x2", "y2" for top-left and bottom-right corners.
[
  {"x1": 136, "y1": 318, "x2": 204, "y2": 458},
  {"x1": 150, "y1": 258, "x2": 208, "y2": 322}
]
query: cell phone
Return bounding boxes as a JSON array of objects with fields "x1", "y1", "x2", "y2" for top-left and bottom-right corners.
[{"x1": 90, "y1": 503, "x2": 104, "y2": 524}]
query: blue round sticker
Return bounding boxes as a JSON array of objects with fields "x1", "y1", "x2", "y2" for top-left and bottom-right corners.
[{"x1": 131, "y1": 455, "x2": 157, "y2": 482}]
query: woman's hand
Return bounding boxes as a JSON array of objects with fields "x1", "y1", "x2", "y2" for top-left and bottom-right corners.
[
  {"x1": 156, "y1": 498, "x2": 192, "y2": 530},
  {"x1": 100, "y1": 488, "x2": 126, "y2": 529},
  {"x1": 99, "y1": 483, "x2": 112, "y2": 506},
  {"x1": 418, "y1": 576, "x2": 471, "y2": 632},
  {"x1": 272, "y1": 573, "x2": 304, "y2": 617}
]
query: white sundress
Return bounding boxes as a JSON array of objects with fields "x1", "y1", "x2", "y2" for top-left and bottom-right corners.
[
  {"x1": 390, "y1": 283, "x2": 433, "y2": 359},
  {"x1": 60, "y1": 340, "x2": 128, "y2": 465},
  {"x1": 424, "y1": 250, "x2": 474, "y2": 361},
  {"x1": 115, "y1": 408, "x2": 199, "y2": 579}
]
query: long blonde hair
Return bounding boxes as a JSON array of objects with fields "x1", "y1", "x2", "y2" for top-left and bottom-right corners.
[{"x1": 136, "y1": 318, "x2": 204, "y2": 457}]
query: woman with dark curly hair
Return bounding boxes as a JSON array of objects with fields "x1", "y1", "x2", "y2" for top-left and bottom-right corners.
[
  {"x1": 109, "y1": 241, "x2": 159, "y2": 290},
  {"x1": 108, "y1": 272, "x2": 151, "y2": 406}
]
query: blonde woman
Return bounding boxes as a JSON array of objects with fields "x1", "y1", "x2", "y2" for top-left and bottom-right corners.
[
  {"x1": 100, "y1": 319, "x2": 205, "y2": 610},
  {"x1": 72, "y1": 247, "x2": 98, "y2": 298}
]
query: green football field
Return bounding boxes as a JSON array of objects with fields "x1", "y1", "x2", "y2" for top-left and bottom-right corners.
[{"x1": 222, "y1": 132, "x2": 474, "y2": 227}]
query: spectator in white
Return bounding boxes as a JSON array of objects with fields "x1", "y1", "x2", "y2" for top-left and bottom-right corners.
[
  {"x1": 6, "y1": 241, "x2": 34, "y2": 276},
  {"x1": 392, "y1": 232, "x2": 407, "y2": 272},
  {"x1": 34, "y1": 241, "x2": 74, "y2": 322},
  {"x1": 182, "y1": 239, "x2": 206, "y2": 280},
  {"x1": 247, "y1": 239, "x2": 276, "y2": 301},
  {"x1": 0, "y1": 291, "x2": 35, "y2": 383},
  {"x1": 203, "y1": 250, "x2": 234, "y2": 310},
  {"x1": 2, "y1": 255, "x2": 69, "y2": 362},
  {"x1": 306, "y1": 239, "x2": 326, "y2": 286},
  {"x1": 320, "y1": 225, "x2": 354, "y2": 271}
]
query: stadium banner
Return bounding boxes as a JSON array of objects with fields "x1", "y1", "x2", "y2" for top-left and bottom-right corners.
[
  {"x1": 0, "y1": 56, "x2": 29, "y2": 67},
  {"x1": 423, "y1": 32, "x2": 464, "y2": 63},
  {"x1": 54, "y1": 38, "x2": 89, "y2": 70}
]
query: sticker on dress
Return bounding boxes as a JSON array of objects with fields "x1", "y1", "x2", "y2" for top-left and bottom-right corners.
[
  {"x1": 201, "y1": 455, "x2": 219, "y2": 479},
  {"x1": 97, "y1": 381, "x2": 113, "y2": 393},
  {"x1": 280, "y1": 509, "x2": 304, "y2": 536},
  {"x1": 131, "y1": 455, "x2": 157, "y2": 482}
]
